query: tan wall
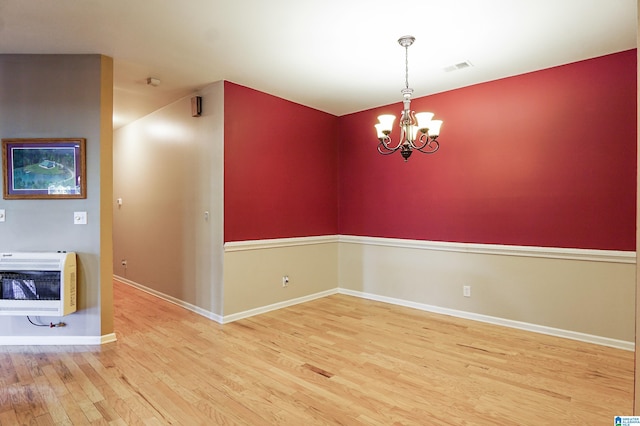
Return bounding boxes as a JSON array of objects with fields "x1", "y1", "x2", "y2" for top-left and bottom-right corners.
[
  {"x1": 113, "y1": 82, "x2": 224, "y2": 316},
  {"x1": 223, "y1": 238, "x2": 338, "y2": 316},
  {"x1": 100, "y1": 55, "x2": 114, "y2": 337},
  {"x1": 339, "y1": 237, "x2": 635, "y2": 343}
]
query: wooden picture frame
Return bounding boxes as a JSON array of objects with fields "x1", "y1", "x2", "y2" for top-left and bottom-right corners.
[{"x1": 2, "y1": 138, "x2": 86, "y2": 199}]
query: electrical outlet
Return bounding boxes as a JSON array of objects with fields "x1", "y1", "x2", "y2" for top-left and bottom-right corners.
[
  {"x1": 463, "y1": 285, "x2": 471, "y2": 297},
  {"x1": 282, "y1": 275, "x2": 289, "y2": 287}
]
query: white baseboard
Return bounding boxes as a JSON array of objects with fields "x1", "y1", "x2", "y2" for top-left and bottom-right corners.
[
  {"x1": 101, "y1": 332, "x2": 117, "y2": 344},
  {"x1": 338, "y1": 288, "x2": 634, "y2": 351},
  {"x1": 0, "y1": 335, "x2": 113, "y2": 346},
  {"x1": 114, "y1": 275, "x2": 338, "y2": 325},
  {"x1": 222, "y1": 289, "x2": 339, "y2": 323},
  {"x1": 114, "y1": 275, "x2": 224, "y2": 323}
]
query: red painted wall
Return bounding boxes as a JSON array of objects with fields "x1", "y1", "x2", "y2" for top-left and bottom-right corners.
[
  {"x1": 338, "y1": 50, "x2": 637, "y2": 250},
  {"x1": 224, "y1": 82, "x2": 339, "y2": 242}
]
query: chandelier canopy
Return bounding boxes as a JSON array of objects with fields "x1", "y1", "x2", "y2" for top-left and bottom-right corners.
[{"x1": 375, "y1": 36, "x2": 443, "y2": 161}]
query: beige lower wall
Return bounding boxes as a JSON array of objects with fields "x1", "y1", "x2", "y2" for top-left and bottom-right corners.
[
  {"x1": 339, "y1": 236, "x2": 636, "y2": 343},
  {"x1": 223, "y1": 237, "x2": 338, "y2": 316},
  {"x1": 223, "y1": 235, "x2": 634, "y2": 344}
]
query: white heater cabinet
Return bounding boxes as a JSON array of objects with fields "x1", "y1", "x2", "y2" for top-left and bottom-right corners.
[{"x1": 0, "y1": 252, "x2": 77, "y2": 316}]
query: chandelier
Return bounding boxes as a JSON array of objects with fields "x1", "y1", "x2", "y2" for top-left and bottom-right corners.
[{"x1": 375, "y1": 36, "x2": 443, "y2": 161}]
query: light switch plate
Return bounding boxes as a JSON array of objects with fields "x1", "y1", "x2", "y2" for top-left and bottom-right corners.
[
  {"x1": 0, "y1": 209, "x2": 5, "y2": 222},
  {"x1": 74, "y1": 211, "x2": 87, "y2": 225}
]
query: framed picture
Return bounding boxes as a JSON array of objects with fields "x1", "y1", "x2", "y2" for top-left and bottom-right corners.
[{"x1": 2, "y1": 138, "x2": 86, "y2": 199}]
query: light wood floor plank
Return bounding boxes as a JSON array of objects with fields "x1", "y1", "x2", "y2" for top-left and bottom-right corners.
[{"x1": 0, "y1": 280, "x2": 634, "y2": 425}]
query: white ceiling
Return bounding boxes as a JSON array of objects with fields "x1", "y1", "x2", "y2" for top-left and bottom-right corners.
[{"x1": 0, "y1": 0, "x2": 636, "y2": 129}]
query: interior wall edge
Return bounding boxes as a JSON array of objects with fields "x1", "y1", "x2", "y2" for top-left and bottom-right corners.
[
  {"x1": 633, "y1": 0, "x2": 639, "y2": 414},
  {"x1": 99, "y1": 54, "x2": 115, "y2": 336}
]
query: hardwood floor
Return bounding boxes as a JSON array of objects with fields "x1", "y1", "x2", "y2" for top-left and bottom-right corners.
[{"x1": 0, "y1": 281, "x2": 634, "y2": 425}]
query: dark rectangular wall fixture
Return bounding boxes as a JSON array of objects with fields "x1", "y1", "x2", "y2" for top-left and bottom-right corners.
[{"x1": 191, "y1": 96, "x2": 202, "y2": 117}]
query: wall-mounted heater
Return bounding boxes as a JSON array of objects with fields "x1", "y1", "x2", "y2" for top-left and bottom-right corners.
[{"x1": 0, "y1": 252, "x2": 77, "y2": 316}]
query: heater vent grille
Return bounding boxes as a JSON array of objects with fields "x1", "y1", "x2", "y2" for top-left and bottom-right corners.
[{"x1": 443, "y1": 61, "x2": 473, "y2": 72}]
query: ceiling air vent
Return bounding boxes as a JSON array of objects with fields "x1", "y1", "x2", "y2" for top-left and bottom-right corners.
[{"x1": 443, "y1": 61, "x2": 473, "y2": 72}]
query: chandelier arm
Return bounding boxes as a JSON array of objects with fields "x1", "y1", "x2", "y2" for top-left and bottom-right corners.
[
  {"x1": 414, "y1": 138, "x2": 440, "y2": 154},
  {"x1": 377, "y1": 144, "x2": 401, "y2": 155},
  {"x1": 377, "y1": 138, "x2": 405, "y2": 155},
  {"x1": 378, "y1": 134, "x2": 405, "y2": 152},
  {"x1": 412, "y1": 132, "x2": 440, "y2": 151},
  {"x1": 411, "y1": 133, "x2": 431, "y2": 150}
]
